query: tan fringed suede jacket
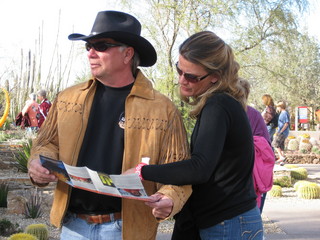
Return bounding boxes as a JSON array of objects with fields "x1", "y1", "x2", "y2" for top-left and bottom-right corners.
[{"x1": 29, "y1": 70, "x2": 192, "y2": 240}]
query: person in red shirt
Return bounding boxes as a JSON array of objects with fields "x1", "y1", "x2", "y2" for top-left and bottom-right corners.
[
  {"x1": 37, "y1": 89, "x2": 52, "y2": 128},
  {"x1": 22, "y1": 93, "x2": 39, "y2": 134}
]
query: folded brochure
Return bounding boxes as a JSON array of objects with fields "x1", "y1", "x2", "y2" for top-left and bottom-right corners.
[{"x1": 39, "y1": 155, "x2": 151, "y2": 201}]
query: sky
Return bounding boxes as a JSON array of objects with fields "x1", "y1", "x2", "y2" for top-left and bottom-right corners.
[{"x1": 0, "y1": 0, "x2": 319, "y2": 86}]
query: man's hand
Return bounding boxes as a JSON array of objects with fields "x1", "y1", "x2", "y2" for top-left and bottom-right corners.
[
  {"x1": 145, "y1": 193, "x2": 173, "y2": 220},
  {"x1": 28, "y1": 158, "x2": 57, "y2": 184}
]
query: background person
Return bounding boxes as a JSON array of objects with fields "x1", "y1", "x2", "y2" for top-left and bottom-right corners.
[
  {"x1": 261, "y1": 94, "x2": 277, "y2": 142},
  {"x1": 273, "y1": 101, "x2": 290, "y2": 164},
  {"x1": 37, "y1": 89, "x2": 52, "y2": 128},
  {"x1": 27, "y1": 10, "x2": 191, "y2": 240},
  {"x1": 240, "y1": 79, "x2": 274, "y2": 217},
  {"x1": 128, "y1": 31, "x2": 263, "y2": 240},
  {"x1": 22, "y1": 93, "x2": 39, "y2": 134}
]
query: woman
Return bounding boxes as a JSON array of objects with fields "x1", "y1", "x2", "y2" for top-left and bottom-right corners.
[
  {"x1": 273, "y1": 101, "x2": 290, "y2": 164},
  {"x1": 261, "y1": 94, "x2": 277, "y2": 142},
  {"x1": 133, "y1": 31, "x2": 263, "y2": 239}
]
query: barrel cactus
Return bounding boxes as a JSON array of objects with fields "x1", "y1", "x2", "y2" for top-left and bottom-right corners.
[
  {"x1": 309, "y1": 137, "x2": 318, "y2": 146},
  {"x1": 269, "y1": 185, "x2": 282, "y2": 197},
  {"x1": 299, "y1": 139, "x2": 313, "y2": 153},
  {"x1": 297, "y1": 183, "x2": 320, "y2": 199},
  {"x1": 290, "y1": 167, "x2": 308, "y2": 180},
  {"x1": 287, "y1": 139, "x2": 299, "y2": 151},
  {"x1": 284, "y1": 164, "x2": 298, "y2": 169},
  {"x1": 8, "y1": 233, "x2": 38, "y2": 240},
  {"x1": 25, "y1": 224, "x2": 48, "y2": 240},
  {"x1": 294, "y1": 180, "x2": 312, "y2": 191}
]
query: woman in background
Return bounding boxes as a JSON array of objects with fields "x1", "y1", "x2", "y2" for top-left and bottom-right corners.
[{"x1": 261, "y1": 94, "x2": 277, "y2": 142}]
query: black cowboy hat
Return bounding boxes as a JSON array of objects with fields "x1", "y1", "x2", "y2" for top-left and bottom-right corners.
[{"x1": 68, "y1": 11, "x2": 157, "y2": 67}]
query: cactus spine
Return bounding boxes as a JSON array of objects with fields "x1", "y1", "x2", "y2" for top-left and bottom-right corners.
[{"x1": 25, "y1": 224, "x2": 49, "y2": 240}]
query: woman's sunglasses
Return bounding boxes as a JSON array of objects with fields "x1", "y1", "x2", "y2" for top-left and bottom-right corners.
[
  {"x1": 175, "y1": 62, "x2": 211, "y2": 83},
  {"x1": 85, "y1": 42, "x2": 124, "y2": 52}
]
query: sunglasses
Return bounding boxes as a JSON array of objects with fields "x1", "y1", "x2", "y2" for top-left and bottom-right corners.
[
  {"x1": 175, "y1": 62, "x2": 211, "y2": 83},
  {"x1": 85, "y1": 42, "x2": 124, "y2": 52}
]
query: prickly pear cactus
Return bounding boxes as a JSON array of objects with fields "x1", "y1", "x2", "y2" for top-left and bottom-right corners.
[
  {"x1": 297, "y1": 183, "x2": 320, "y2": 199},
  {"x1": 25, "y1": 223, "x2": 49, "y2": 240},
  {"x1": 287, "y1": 139, "x2": 299, "y2": 151},
  {"x1": 269, "y1": 185, "x2": 282, "y2": 197},
  {"x1": 8, "y1": 233, "x2": 38, "y2": 240},
  {"x1": 290, "y1": 167, "x2": 308, "y2": 180}
]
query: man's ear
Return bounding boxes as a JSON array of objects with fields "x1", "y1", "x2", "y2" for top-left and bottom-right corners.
[{"x1": 124, "y1": 47, "x2": 134, "y2": 64}]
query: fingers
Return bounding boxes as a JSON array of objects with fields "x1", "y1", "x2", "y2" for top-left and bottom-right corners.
[
  {"x1": 145, "y1": 193, "x2": 174, "y2": 220},
  {"x1": 147, "y1": 193, "x2": 163, "y2": 203},
  {"x1": 28, "y1": 158, "x2": 57, "y2": 184},
  {"x1": 122, "y1": 168, "x2": 136, "y2": 175}
]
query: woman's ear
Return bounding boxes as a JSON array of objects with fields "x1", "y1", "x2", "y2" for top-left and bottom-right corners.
[{"x1": 211, "y1": 75, "x2": 219, "y2": 84}]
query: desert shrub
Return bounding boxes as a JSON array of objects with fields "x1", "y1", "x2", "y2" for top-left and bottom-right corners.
[
  {"x1": 0, "y1": 183, "x2": 9, "y2": 207},
  {"x1": 273, "y1": 176, "x2": 292, "y2": 187},
  {"x1": 24, "y1": 188, "x2": 43, "y2": 219},
  {"x1": 14, "y1": 138, "x2": 32, "y2": 173},
  {"x1": 0, "y1": 218, "x2": 21, "y2": 236}
]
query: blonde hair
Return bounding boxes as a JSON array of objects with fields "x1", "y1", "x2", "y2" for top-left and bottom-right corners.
[
  {"x1": 276, "y1": 101, "x2": 286, "y2": 109},
  {"x1": 179, "y1": 31, "x2": 246, "y2": 118}
]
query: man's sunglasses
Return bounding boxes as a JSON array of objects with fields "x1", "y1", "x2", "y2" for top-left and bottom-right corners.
[
  {"x1": 175, "y1": 62, "x2": 211, "y2": 83},
  {"x1": 85, "y1": 42, "x2": 124, "y2": 52}
]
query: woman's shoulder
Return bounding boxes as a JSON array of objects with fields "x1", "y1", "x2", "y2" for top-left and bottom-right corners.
[{"x1": 207, "y1": 92, "x2": 241, "y2": 107}]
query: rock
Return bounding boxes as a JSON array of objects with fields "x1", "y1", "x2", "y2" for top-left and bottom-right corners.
[
  {"x1": 7, "y1": 190, "x2": 27, "y2": 214},
  {"x1": 313, "y1": 158, "x2": 320, "y2": 164}
]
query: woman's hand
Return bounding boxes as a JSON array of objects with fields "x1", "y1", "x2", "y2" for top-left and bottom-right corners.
[{"x1": 122, "y1": 168, "x2": 136, "y2": 175}]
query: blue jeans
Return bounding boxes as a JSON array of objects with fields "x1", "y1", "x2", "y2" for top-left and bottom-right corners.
[
  {"x1": 60, "y1": 212, "x2": 122, "y2": 240},
  {"x1": 267, "y1": 125, "x2": 276, "y2": 143},
  {"x1": 199, "y1": 206, "x2": 263, "y2": 240}
]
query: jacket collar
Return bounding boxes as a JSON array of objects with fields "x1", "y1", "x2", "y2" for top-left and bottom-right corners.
[{"x1": 79, "y1": 69, "x2": 155, "y2": 100}]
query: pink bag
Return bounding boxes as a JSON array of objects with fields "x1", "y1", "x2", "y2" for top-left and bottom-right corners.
[{"x1": 253, "y1": 136, "x2": 275, "y2": 207}]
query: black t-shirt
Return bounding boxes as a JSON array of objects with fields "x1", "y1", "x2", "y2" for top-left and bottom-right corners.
[{"x1": 68, "y1": 81, "x2": 133, "y2": 214}]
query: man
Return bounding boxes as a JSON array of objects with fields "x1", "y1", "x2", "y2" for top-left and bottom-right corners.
[
  {"x1": 37, "y1": 89, "x2": 52, "y2": 128},
  {"x1": 27, "y1": 11, "x2": 191, "y2": 240}
]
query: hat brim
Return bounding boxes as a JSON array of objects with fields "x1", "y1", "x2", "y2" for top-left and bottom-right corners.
[{"x1": 68, "y1": 32, "x2": 157, "y2": 67}]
